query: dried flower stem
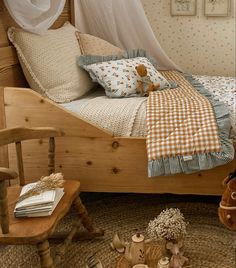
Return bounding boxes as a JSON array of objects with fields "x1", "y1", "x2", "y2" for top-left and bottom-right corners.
[{"x1": 17, "y1": 173, "x2": 64, "y2": 203}]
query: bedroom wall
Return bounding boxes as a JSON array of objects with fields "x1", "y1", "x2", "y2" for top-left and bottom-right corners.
[{"x1": 141, "y1": 0, "x2": 235, "y2": 76}]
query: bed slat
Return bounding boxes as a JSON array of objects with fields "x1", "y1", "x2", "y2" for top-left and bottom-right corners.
[
  {"x1": 0, "y1": 19, "x2": 9, "y2": 47},
  {"x1": 0, "y1": 46, "x2": 18, "y2": 68}
]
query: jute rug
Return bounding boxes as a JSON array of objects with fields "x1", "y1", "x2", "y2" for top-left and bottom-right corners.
[{"x1": 0, "y1": 194, "x2": 235, "y2": 268}]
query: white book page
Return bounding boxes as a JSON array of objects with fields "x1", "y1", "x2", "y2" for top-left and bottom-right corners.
[
  {"x1": 47, "y1": 188, "x2": 64, "y2": 215},
  {"x1": 15, "y1": 188, "x2": 64, "y2": 217},
  {"x1": 15, "y1": 182, "x2": 56, "y2": 209}
]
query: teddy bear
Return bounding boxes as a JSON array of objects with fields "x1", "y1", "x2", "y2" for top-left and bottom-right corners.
[
  {"x1": 135, "y1": 64, "x2": 160, "y2": 97},
  {"x1": 219, "y1": 169, "x2": 236, "y2": 230}
]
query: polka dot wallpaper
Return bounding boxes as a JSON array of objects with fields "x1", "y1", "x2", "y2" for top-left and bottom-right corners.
[{"x1": 141, "y1": 0, "x2": 235, "y2": 76}]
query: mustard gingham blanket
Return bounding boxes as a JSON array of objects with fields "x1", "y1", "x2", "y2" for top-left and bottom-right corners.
[{"x1": 146, "y1": 71, "x2": 221, "y2": 161}]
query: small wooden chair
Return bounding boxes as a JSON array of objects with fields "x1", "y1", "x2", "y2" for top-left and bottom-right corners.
[{"x1": 0, "y1": 127, "x2": 104, "y2": 268}]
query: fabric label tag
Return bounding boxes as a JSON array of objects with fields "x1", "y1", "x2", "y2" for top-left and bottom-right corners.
[{"x1": 183, "y1": 155, "x2": 193, "y2": 161}]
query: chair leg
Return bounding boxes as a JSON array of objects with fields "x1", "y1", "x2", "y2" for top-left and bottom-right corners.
[
  {"x1": 74, "y1": 195, "x2": 104, "y2": 236},
  {"x1": 37, "y1": 240, "x2": 54, "y2": 268}
]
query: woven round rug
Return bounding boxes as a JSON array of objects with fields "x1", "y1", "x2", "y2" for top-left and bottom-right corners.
[{"x1": 0, "y1": 194, "x2": 235, "y2": 268}]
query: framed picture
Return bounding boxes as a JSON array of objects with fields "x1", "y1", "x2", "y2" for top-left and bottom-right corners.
[
  {"x1": 204, "y1": 0, "x2": 231, "y2": 16},
  {"x1": 170, "y1": 0, "x2": 197, "y2": 16}
]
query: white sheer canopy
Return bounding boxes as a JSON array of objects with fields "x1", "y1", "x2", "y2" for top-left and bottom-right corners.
[
  {"x1": 74, "y1": 0, "x2": 181, "y2": 70},
  {"x1": 4, "y1": 0, "x2": 180, "y2": 70},
  {"x1": 3, "y1": 0, "x2": 66, "y2": 34}
]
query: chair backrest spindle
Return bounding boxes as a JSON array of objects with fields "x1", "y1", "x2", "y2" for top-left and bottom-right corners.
[
  {"x1": 48, "y1": 137, "x2": 55, "y2": 175},
  {"x1": 15, "y1": 141, "x2": 25, "y2": 186}
]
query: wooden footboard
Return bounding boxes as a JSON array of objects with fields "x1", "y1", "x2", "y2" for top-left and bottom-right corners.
[{"x1": 1, "y1": 86, "x2": 235, "y2": 195}]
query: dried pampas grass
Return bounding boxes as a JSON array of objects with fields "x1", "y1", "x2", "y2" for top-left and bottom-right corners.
[{"x1": 17, "y1": 173, "x2": 64, "y2": 203}]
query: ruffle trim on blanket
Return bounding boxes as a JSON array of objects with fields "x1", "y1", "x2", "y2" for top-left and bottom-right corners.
[{"x1": 148, "y1": 73, "x2": 234, "y2": 177}]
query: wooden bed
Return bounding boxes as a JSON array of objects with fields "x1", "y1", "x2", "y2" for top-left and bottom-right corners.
[{"x1": 0, "y1": 0, "x2": 235, "y2": 195}]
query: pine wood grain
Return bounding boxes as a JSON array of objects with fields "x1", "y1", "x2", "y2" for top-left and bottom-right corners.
[
  {"x1": 0, "y1": 127, "x2": 63, "y2": 146},
  {"x1": 0, "y1": 167, "x2": 18, "y2": 181},
  {"x1": 37, "y1": 240, "x2": 54, "y2": 268},
  {"x1": 0, "y1": 87, "x2": 8, "y2": 168},
  {"x1": 15, "y1": 141, "x2": 25, "y2": 186},
  {"x1": 4, "y1": 87, "x2": 236, "y2": 195},
  {"x1": 48, "y1": 137, "x2": 55, "y2": 175},
  {"x1": 0, "y1": 64, "x2": 28, "y2": 87},
  {"x1": 0, "y1": 46, "x2": 18, "y2": 69},
  {"x1": 0, "y1": 180, "x2": 80, "y2": 244},
  {"x1": 0, "y1": 180, "x2": 9, "y2": 233},
  {"x1": 0, "y1": 4, "x2": 9, "y2": 48}
]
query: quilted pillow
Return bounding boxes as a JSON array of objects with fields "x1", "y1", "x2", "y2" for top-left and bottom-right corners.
[
  {"x1": 8, "y1": 22, "x2": 94, "y2": 103},
  {"x1": 78, "y1": 52, "x2": 171, "y2": 98},
  {"x1": 75, "y1": 31, "x2": 123, "y2": 56}
]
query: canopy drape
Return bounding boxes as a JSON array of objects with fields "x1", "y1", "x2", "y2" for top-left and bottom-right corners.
[
  {"x1": 3, "y1": 0, "x2": 66, "y2": 34},
  {"x1": 4, "y1": 0, "x2": 181, "y2": 70},
  {"x1": 74, "y1": 0, "x2": 181, "y2": 70}
]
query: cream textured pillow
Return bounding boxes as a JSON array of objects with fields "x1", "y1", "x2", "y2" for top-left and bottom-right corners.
[
  {"x1": 75, "y1": 31, "x2": 123, "y2": 56},
  {"x1": 8, "y1": 22, "x2": 94, "y2": 103}
]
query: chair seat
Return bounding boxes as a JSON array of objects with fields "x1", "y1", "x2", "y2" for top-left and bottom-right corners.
[{"x1": 0, "y1": 180, "x2": 80, "y2": 245}]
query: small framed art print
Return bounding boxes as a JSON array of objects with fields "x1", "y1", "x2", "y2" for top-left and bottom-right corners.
[
  {"x1": 170, "y1": 0, "x2": 197, "y2": 16},
  {"x1": 204, "y1": 0, "x2": 231, "y2": 16}
]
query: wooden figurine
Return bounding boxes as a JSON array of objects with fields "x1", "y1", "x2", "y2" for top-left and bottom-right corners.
[
  {"x1": 125, "y1": 233, "x2": 148, "y2": 266},
  {"x1": 219, "y1": 170, "x2": 236, "y2": 230}
]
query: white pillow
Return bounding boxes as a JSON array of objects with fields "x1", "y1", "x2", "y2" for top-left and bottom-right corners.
[
  {"x1": 80, "y1": 57, "x2": 171, "y2": 98},
  {"x1": 8, "y1": 22, "x2": 94, "y2": 103}
]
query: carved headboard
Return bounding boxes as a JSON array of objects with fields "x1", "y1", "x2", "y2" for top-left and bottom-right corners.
[{"x1": 0, "y1": 0, "x2": 74, "y2": 87}]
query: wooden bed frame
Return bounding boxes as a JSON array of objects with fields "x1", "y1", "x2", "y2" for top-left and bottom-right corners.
[{"x1": 0, "y1": 0, "x2": 235, "y2": 195}]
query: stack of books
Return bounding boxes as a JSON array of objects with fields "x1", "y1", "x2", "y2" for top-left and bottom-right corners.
[{"x1": 14, "y1": 182, "x2": 64, "y2": 218}]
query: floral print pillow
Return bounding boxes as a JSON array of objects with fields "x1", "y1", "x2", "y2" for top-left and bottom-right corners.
[{"x1": 81, "y1": 57, "x2": 171, "y2": 98}]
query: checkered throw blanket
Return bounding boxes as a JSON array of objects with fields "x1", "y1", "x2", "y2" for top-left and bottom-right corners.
[{"x1": 146, "y1": 71, "x2": 221, "y2": 161}]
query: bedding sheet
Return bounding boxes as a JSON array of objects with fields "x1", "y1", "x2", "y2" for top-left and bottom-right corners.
[
  {"x1": 60, "y1": 74, "x2": 236, "y2": 139},
  {"x1": 61, "y1": 87, "x2": 147, "y2": 137},
  {"x1": 193, "y1": 75, "x2": 236, "y2": 136}
]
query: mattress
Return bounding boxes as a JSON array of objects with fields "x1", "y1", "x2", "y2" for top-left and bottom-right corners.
[{"x1": 61, "y1": 75, "x2": 236, "y2": 138}]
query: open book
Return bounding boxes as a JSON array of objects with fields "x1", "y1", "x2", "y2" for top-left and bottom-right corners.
[{"x1": 14, "y1": 182, "x2": 64, "y2": 218}]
